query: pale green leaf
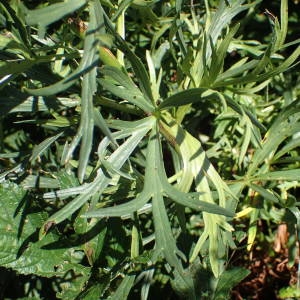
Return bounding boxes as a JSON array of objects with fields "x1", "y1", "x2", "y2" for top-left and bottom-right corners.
[
  {"x1": 103, "y1": 11, "x2": 154, "y2": 104},
  {"x1": 250, "y1": 169, "x2": 300, "y2": 181},
  {"x1": 40, "y1": 121, "x2": 152, "y2": 236},
  {"x1": 247, "y1": 103, "x2": 300, "y2": 176}
]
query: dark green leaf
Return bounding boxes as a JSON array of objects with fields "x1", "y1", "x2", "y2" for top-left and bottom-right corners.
[
  {"x1": 24, "y1": 0, "x2": 88, "y2": 37},
  {"x1": 213, "y1": 267, "x2": 250, "y2": 300}
]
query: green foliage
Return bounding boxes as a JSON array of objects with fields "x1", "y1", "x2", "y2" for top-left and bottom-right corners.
[
  {"x1": 0, "y1": 0, "x2": 299, "y2": 298},
  {"x1": 0, "y1": 182, "x2": 90, "y2": 299},
  {"x1": 279, "y1": 285, "x2": 300, "y2": 298}
]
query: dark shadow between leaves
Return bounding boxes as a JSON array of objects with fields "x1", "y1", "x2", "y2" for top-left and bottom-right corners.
[
  {"x1": 86, "y1": 22, "x2": 106, "y2": 36},
  {"x1": 189, "y1": 145, "x2": 204, "y2": 161},
  {"x1": 65, "y1": 58, "x2": 99, "y2": 83},
  {"x1": 41, "y1": 219, "x2": 106, "y2": 250},
  {"x1": 13, "y1": 190, "x2": 31, "y2": 240},
  {"x1": 0, "y1": 87, "x2": 63, "y2": 116},
  {"x1": 194, "y1": 150, "x2": 211, "y2": 184},
  {"x1": 16, "y1": 229, "x2": 39, "y2": 259}
]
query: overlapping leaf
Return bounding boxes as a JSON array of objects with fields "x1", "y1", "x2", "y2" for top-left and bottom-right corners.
[
  {"x1": 0, "y1": 182, "x2": 90, "y2": 300},
  {"x1": 40, "y1": 116, "x2": 154, "y2": 237},
  {"x1": 159, "y1": 112, "x2": 236, "y2": 277}
]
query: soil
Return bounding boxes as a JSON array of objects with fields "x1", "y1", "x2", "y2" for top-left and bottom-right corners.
[{"x1": 231, "y1": 223, "x2": 299, "y2": 300}]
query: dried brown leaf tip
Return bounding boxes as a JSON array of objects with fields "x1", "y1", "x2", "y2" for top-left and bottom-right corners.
[
  {"x1": 264, "y1": 9, "x2": 276, "y2": 22},
  {"x1": 44, "y1": 220, "x2": 56, "y2": 234}
]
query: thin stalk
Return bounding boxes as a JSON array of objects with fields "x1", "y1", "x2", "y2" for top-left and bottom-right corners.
[{"x1": 116, "y1": 0, "x2": 127, "y2": 66}]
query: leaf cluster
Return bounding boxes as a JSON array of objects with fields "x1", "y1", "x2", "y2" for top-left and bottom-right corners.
[{"x1": 0, "y1": 0, "x2": 299, "y2": 299}]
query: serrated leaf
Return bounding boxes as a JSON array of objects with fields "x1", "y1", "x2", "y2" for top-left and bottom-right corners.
[
  {"x1": 55, "y1": 263, "x2": 91, "y2": 300},
  {"x1": 0, "y1": 182, "x2": 89, "y2": 281}
]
